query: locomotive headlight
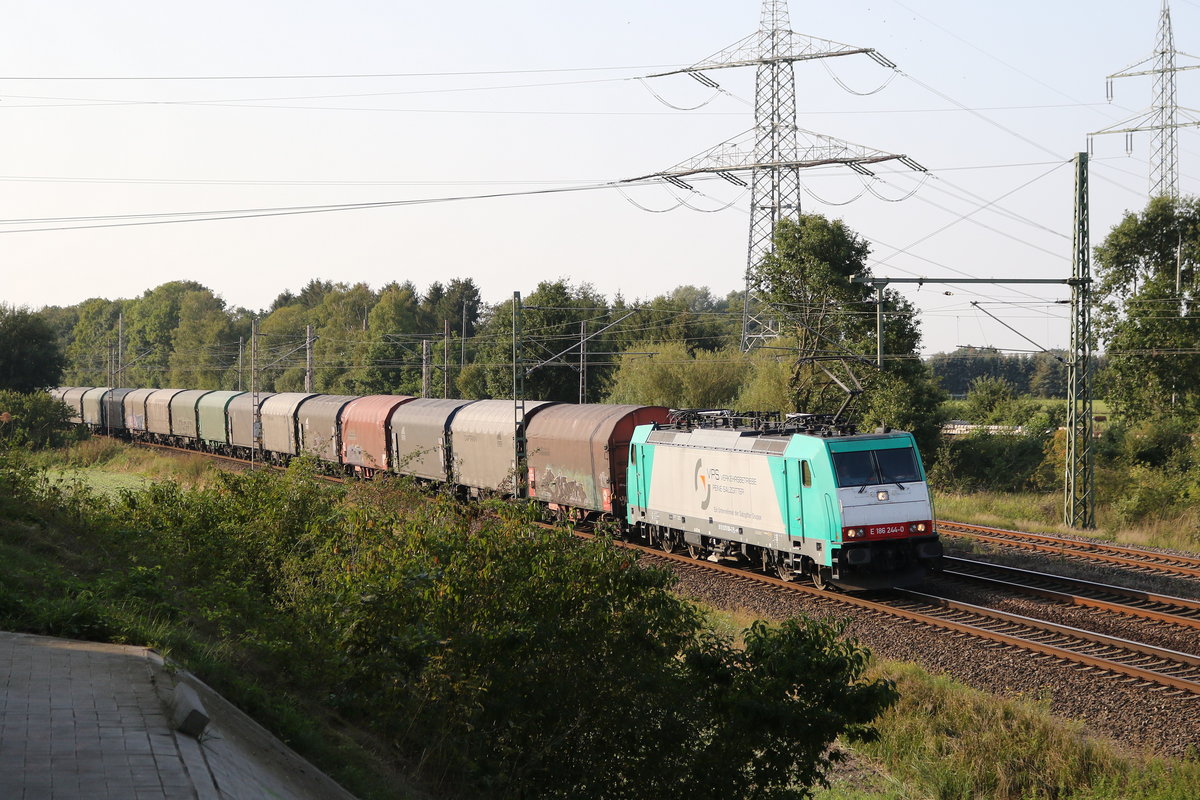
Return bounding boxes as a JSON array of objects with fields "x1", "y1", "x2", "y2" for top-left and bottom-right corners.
[
  {"x1": 910, "y1": 522, "x2": 927, "y2": 533},
  {"x1": 842, "y1": 527, "x2": 863, "y2": 539}
]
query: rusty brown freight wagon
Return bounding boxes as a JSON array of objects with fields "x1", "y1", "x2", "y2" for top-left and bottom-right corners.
[
  {"x1": 340, "y1": 395, "x2": 415, "y2": 473},
  {"x1": 526, "y1": 404, "x2": 671, "y2": 515}
]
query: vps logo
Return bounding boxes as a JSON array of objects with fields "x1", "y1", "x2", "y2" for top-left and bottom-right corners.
[{"x1": 693, "y1": 459, "x2": 712, "y2": 510}]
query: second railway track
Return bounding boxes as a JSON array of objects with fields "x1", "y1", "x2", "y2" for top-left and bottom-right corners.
[{"x1": 936, "y1": 519, "x2": 1200, "y2": 580}]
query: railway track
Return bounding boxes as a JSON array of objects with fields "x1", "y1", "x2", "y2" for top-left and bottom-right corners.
[
  {"x1": 597, "y1": 534, "x2": 1200, "y2": 697},
  {"x1": 937, "y1": 519, "x2": 1200, "y2": 580},
  {"x1": 938, "y1": 556, "x2": 1200, "y2": 631}
]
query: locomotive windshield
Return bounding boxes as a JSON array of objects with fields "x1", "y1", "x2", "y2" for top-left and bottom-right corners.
[{"x1": 831, "y1": 447, "x2": 921, "y2": 488}]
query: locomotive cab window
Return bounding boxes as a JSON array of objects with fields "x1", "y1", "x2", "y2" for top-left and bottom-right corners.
[
  {"x1": 801, "y1": 460, "x2": 812, "y2": 487},
  {"x1": 832, "y1": 447, "x2": 920, "y2": 488}
]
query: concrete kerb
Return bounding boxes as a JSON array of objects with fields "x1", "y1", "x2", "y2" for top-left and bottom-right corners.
[{"x1": 142, "y1": 648, "x2": 360, "y2": 800}]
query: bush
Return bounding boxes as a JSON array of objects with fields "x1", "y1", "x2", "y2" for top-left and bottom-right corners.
[
  {"x1": 0, "y1": 391, "x2": 81, "y2": 450},
  {"x1": 929, "y1": 430, "x2": 1052, "y2": 493},
  {"x1": 0, "y1": 455, "x2": 900, "y2": 799}
]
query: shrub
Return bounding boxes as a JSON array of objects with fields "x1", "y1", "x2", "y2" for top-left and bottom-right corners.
[{"x1": 0, "y1": 391, "x2": 81, "y2": 450}]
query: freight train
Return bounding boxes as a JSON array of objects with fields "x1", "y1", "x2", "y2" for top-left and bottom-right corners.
[{"x1": 50, "y1": 387, "x2": 942, "y2": 590}]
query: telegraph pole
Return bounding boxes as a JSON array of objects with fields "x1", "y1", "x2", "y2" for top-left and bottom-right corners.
[
  {"x1": 444, "y1": 320, "x2": 451, "y2": 398},
  {"x1": 304, "y1": 324, "x2": 314, "y2": 392},
  {"x1": 250, "y1": 317, "x2": 260, "y2": 468},
  {"x1": 117, "y1": 313, "x2": 124, "y2": 386},
  {"x1": 512, "y1": 292, "x2": 526, "y2": 497},
  {"x1": 421, "y1": 339, "x2": 431, "y2": 398}
]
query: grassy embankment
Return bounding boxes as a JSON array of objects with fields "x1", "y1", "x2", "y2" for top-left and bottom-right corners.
[
  {"x1": 4, "y1": 440, "x2": 1199, "y2": 800},
  {"x1": 934, "y1": 490, "x2": 1200, "y2": 555}
]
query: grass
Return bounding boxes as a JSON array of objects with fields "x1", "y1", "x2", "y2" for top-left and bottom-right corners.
[{"x1": 934, "y1": 490, "x2": 1200, "y2": 556}]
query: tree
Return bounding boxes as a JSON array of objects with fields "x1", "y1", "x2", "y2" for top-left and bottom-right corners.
[
  {"x1": 122, "y1": 281, "x2": 209, "y2": 387},
  {"x1": 167, "y1": 289, "x2": 237, "y2": 389},
  {"x1": 63, "y1": 298, "x2": 124, "y2": 385},
  {"x1": 1094, "y1": 195, "x2": 1200, "y2": 417},
  {"x1": 751, "y1": 216, "x2": 944, "y2": 443},
  {"x1": 476, "y1": 280, "x2": 615, "y2": 402},
  {"x1": 0, "y1": 305, "x2": 66, "y2": 392},
  {"x1": 604, "y1": 341, "x2": 750, "y2": 409},
  {"x1": 358, "y1": 281, "x2": 426, "y2": 395}
]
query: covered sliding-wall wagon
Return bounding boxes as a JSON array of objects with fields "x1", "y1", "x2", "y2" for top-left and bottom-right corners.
[
  {"x1": 227, "y1": 392, "x2": 276, "y2": 451},
  {"x1": 449, "y1": 399, "x2": 557, "y2": 493},
  {"x1": 197, "y1": 391, "x2": 245, "y2": 448},
  {"x1": 145, "y1": 389, "x2": 185, "y2": 437},
  {"x1": 296, "y1": 394, "x2": 359, "y2": 463},
  {"x1": 123, "y1": 388, "x2": 156, "y2": 433},
  {"x1": 102, "y1": 388, "x2": 134, "y2": 433},
  {"x1": 259, "y1": 393, "x2": 316, "y2": 457},
  {"x1": 389, "y1": 398, "x2": 477, "y2": 481},
  {"x1": 168, "y1": 390, "x2": 213, "y2": 440},
  {"x1": 526, "y1": 403, "x2": 670, "y2": 514},
  {"x1": 340, "y1": 394, "x2": 415, "y2": 472},
  {"x1": 81, "y1": 387, "x2": 113, "y2": 429}
]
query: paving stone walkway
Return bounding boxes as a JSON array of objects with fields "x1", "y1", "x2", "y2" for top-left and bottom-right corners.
[{"x1": 0, "y1": 631, "x2": 357, "y2": 799}]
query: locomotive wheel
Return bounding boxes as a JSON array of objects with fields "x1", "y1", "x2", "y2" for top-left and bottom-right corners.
[
  {"x1": 811, "y1": 567, "x2": 829, "y2": 590},
  {"x1": 774, "y1": 558, "x2": 794, "y2": 582},
  {"x1": 659, "y1": 532, "x2": 676, "y2": 554},
  {"x1": 687, "y1": 543, "x2": 702, "y2": 559}
]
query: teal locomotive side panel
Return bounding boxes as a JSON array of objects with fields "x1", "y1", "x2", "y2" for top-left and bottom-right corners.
[
  {"x1": 784, "y1": 435, "x2": 842, "y2": 567},
  {"x1": 626, "y1": 425, "x2": 656, "y2": 525}
]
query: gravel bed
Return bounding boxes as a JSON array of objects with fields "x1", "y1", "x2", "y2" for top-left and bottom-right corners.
[{"x1": 654, "y1": 555, "x2": 1200, "y2": 759}]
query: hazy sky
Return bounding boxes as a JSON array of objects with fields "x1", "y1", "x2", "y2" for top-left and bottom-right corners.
[{"x1": 1, "y1": 1, "x2": 1195, "y2": 354}]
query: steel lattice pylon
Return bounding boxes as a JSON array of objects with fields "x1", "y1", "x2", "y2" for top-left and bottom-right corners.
[
  {"x1": 631, "y1": 0, "x2": 921, "y2": 350},
  {"x1": 1092, "y1": 1, "x2": 1199, "y2": 200},
  {"x1": 1065, "y1": 153, "x2": 1095, "y2": 529},
  {"x1": 1151, "y1": 1, "x2": 1179, "y2": 199},
  {"x1": 744, "y1": 1, "x2": 803, "y2": 349}
]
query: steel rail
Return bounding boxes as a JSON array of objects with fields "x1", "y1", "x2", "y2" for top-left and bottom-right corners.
[
  {"x1": 937, "y1": 520, "x2": 1200, "y2": 579},
  {"x1": 941, "y1": 557, "x2": 1200, "y2": 629}
]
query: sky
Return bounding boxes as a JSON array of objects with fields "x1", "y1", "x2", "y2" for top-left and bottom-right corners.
[{"x1": 1, "y1": 0, "x2": 1198, "y2": 355}]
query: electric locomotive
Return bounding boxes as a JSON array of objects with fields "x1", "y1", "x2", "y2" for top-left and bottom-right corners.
[{"x1": 625, "y1": 415, "x2": 942, "y2": 590}]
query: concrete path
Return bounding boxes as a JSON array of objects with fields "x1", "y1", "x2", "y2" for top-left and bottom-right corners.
[{"x1": 0, "y1": 630, "x2": 358, "y2": 799}]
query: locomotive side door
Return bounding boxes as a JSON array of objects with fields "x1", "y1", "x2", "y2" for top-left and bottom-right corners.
[{"x1": 785, "y1": 458, "x2": 804, "y2": 542}]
